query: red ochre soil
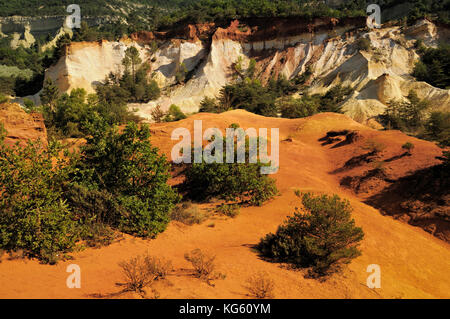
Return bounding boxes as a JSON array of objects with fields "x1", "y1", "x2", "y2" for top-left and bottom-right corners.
[{"x1": 0, "y1": 110, "x2": 449, "y2": 299}]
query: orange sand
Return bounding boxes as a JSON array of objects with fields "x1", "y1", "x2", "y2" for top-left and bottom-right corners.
[{"x1": 0, "y1": 110, "x2": 448, "y2": 299}]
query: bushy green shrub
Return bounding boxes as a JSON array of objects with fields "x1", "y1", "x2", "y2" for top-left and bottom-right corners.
[
  {"x1": 184, "y1": 138, "x2": 278, "y2": 206},
  {"x1": 424, "y1": 111, "x2": 450, "y2": 147},
  {"x1": 216, "y1": 203, "x2": 240, "y2": 218},
  {"x1": 413, "y1": 44, "x2": 450, "y2": 89},
  {"x1": 381, "y1": 90, "x2": 429, "y2": 132},
  {"x1": 164, "y1": 104, "x2": 187, "y2": 122},
  {"x1": 356, "y1": 37, "x2": 372, "y2": 52},
  {"x1": 72, "y1": 121, "x2": 180, "y2": 238},
  {"x1": 279, "y1": 95, "x2": 319, "y2": 118},
  {"x1": 402, "y1": 142, "x2": 415, "y2": 154},
  {"x1": 218, "y1": 79, "x2": 279, "y2": 117},
  {"x1": 0, "y1": 119, "x2": 180, "y2": 262},
  {"x1": 199, "y1": 96, "x2": 225, "y2": 113},
  {"x1": 0, "y1": 93, "x2": 8, "y2": 104},
  {"x1": 257, "y1": 192, "x2": 364, "y2": 277},
  {"x1": 0, "y1": 130, "x2": 79, "y2": 263}
]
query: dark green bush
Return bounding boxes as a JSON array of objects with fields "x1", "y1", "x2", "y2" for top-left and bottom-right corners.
[
  {"x1": 257, "y1": 192, "x2": 364, "y2": 277},
  {"x1": 424, "y1": 111, "x2": 450, "y2": 147},
  {"x1": 216, "y1": 203, "x2": 240, "y2": 218},
  {"x1": 184, "y1": 138, "x2": 278, "y2": 206},
  {"x1": 164, "y1": 104, "x2": 187, "y2": 122},
  {"x1": 72, "y1": 121, "x2": 180, "y2": 238},
  {"x1": 279, "y1": 95, "x2": 319, "y2": 118},
  {"x1": 412, "y1": 44, "x2": 450, "y2": 89},
  {"x1": 0, "y1": 131, "x2": 79, "y2": 263},
  {"x1": 356, "y1": 37, "x2": 372, "y2": 52},
  {"x1": 381, "y1": 90, "x2": 429, "y2": 133},
  {"x1": 219, "y1": 79, "x2": 279, "y2": 117}
]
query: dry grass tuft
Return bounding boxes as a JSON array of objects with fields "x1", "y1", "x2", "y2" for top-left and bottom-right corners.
[{"x1": 246, "y1": 271, "x2": 275, "y2": 299}]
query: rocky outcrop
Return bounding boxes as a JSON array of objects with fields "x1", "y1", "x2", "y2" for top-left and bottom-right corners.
[
  {"x1": 44, "y1": 18, "x2": 450, "y2": 122},
  {"x1": 0, "y1": 103, "x2": 47, "y2": 146}
]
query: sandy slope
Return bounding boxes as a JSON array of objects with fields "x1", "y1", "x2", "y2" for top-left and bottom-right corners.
[{"x1": 0, "y1": 110, "x2": 449, "y2": 299}]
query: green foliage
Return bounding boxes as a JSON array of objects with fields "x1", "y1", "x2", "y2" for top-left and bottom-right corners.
[
  {"x1": 41, "y1": 79, "x2": 140, "y2": 139},
  {"x1": 279, "y1": 95, "x2": 319, "y2": 118},
  {"x1": 402, "y1": 142, "x2": 415, "y2": 153},
  {"x1": 0, "y1": 93, "x2": 8, "y2": 104},
  {"x1": 219, "y1": 79, "x2": 278, "y2": 117},
  {"x1": 175, "y1": 62, "x2": 188, "y2": 84},
  {"x1": 0, "y1": 120, "x2": 180, "y2": 262},
  {"x1": 356, "y1": 37, "x2": 372, "y2": 52},
  {"x1": 381, "y1": 90, "x2": 429, "y2": 133},
  {"x1": 184, "y1": 137, "x2": 278, "y2": 206},
  {"x1": 279, "y1": 84, "x2": 353, "y2": 118},
  {"x1": 72, "y1": 121, "x2": 180, "y2": 237},
  {"x1": 318, "y1": 84, "x2": 353, "y2": 112},
  {"x1": 44, "y1": 88, "x2": 91, "y2": 138},
  {"x1": 413, "y1": 44, "x2": 450, "y2": 89},
  {"x1": 424, "y1": 112, "x2": 450, "y2": 147},
  {"x1": 97, "y1": 51, "x2": 160, "y2": 104},
  {"x1": 150, "y1": 104, "x2": 166, "y2": 123},
  {"x1": 164, "y1": 104, "x2": 187, "y2": 122},
  {"x1": 216, "y1": 203, "x2": 240, "y2": 218},
  {"x1": 0, "y1": 133, "x2": 79, "y2": 264},
  {"x1": 0, "y1": 42, "x2": 53, "y2": 96},
  {"x1": 40, "y1": 79, "x2": 60, "y2": 109},
  {"x1": 23, "y1": 98, "x2": 36, "y2": 112},
  {"x1": 199, "y1": 96, "x2": 224, "y2": 113},
  {"x1": 257, "y1": 192, "x2": 364, "y2": 277}
]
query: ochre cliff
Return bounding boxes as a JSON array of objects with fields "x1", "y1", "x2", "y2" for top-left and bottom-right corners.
[{"x1": 44, "y1": 18, "x2": 450, "y2": 122}]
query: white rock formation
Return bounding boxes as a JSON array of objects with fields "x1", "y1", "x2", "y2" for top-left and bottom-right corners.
[{"x1": 44, "y1": 19, "x2": 450, "y2": 122}]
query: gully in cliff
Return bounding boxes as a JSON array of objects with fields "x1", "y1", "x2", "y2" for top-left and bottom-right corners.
[{"x1": 171, "y1": 120, "x2": 279, "y2": 174}]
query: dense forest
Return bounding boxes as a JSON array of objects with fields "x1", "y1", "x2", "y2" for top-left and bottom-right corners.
[{"x1": 0, "y1": 1, "x2": 449, "y2": 26}]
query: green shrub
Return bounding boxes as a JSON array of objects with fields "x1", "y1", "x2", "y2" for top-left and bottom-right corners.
[
  {"x1": 412, "y1": 44, "x2": 450, "y2": 89},
  {"x1": 184, "y1": 139, "x2": 278, "y2": 206},
  {"x1": 317, "y1": 85, "x2": 353, "y2": 113},
  {"x1": 216, "y1": 204, "x2": 240, "y2": 218},
  {"x1": 381, "y1": 90, "x2": 429, "y2": 132},
  {"x1": 279, "y1": 95, "x2": 318, "y2": 118},
  {"x1": 164, "y1": 104, "x2": 187, "y2": 122},
  {"x1": 0, "y1": 132, "x2": 79, "y2": 263},
  {"x1": 356, "y1": 37, "x2": 372, "y2": 52},
  {"x1": 402, "y1": 142, "x2": 415, "y2": 154},
  {"x1": 0, "y1": 120, "x2": 180, "y2": 262},
  {"x1": 0, "y1": 93, "x2": 8, "y2": 104},
  {"x1": 424, "y1": 112, "x2": 450, "y2": 147},
  {"x1": 199, "y1": 96, "x2": 225, "y2": 113},
  {"x1": 175, "y1": 62, "x2": 188, "y2": 84},
  {"x1": 219, "y1": 79, "x2": 278, "y2": 117},
  {"x1": 150, "y1": 105, "x2": 167, "y2": 123},
  {"x1": 72, "y1": 121, "x2": 180, "y2": 238},
  {"x1": 257, "y1": 192, "x2": 364, "y2": 277}
]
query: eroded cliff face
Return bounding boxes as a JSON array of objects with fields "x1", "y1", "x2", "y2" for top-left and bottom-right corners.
[
  {"x1": 0, "y1": 103, "x2": 47, "y2": 147},
  {"x1": 45, "y1": 18, "x2": 450, "y2": 122}
]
